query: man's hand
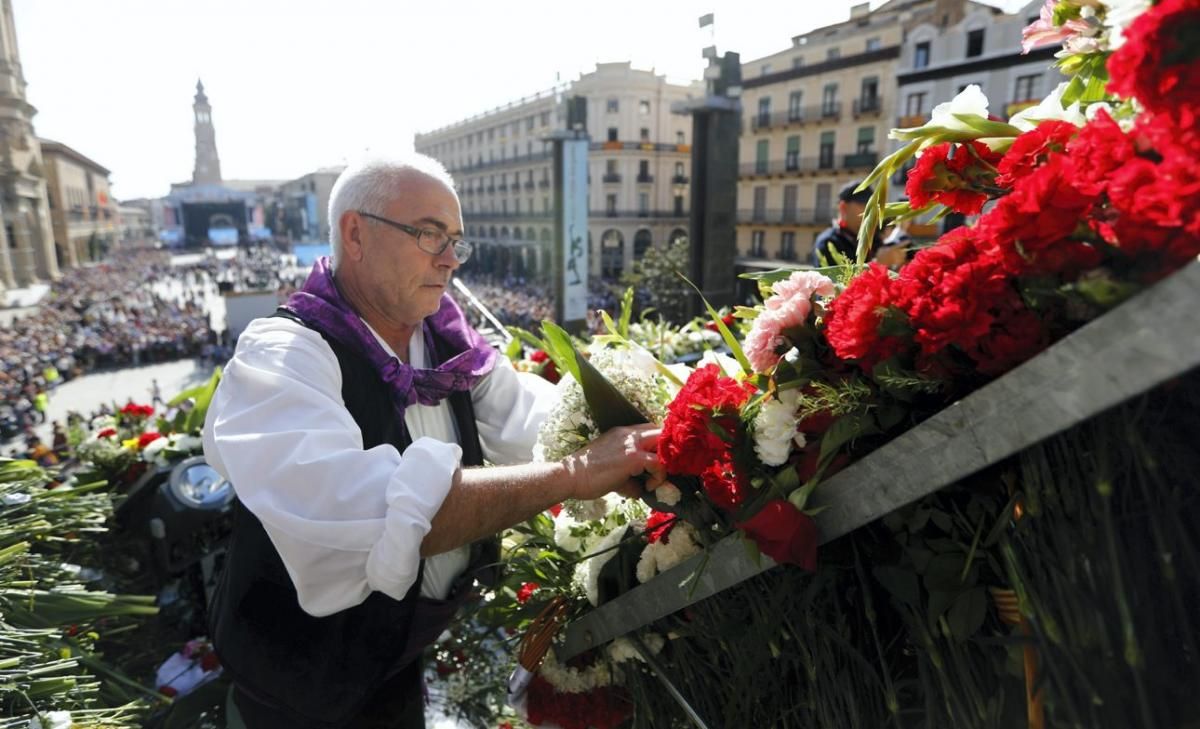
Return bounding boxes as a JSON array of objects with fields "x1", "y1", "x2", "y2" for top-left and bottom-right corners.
[{"x1": 561, "y1": 424, "x2": 665, "y2": 501}]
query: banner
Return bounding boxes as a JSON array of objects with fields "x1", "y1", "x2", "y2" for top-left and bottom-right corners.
[{"x1": 561, "y1": 138, "x2": 589, "y2": 323}]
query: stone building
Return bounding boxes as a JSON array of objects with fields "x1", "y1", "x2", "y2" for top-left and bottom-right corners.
[{"x1": 39, "y1": 139, "x2": 118, "y2": 266}]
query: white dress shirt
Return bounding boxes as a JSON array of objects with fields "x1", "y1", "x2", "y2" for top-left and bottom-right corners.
[{"x1": 202, "y1": 315, "x2": 555, "y2": 617}]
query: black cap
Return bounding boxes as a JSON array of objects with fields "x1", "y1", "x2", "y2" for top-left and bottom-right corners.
[{"x1": 838, "y1": 180, "x2": 873, "y2": 204}]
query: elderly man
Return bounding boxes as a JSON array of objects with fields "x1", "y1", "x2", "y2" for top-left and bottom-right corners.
[{"x1": 203, "y1": 155, "x2": 662, "y2": 728}]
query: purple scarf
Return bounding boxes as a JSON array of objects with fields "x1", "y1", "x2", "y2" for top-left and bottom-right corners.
[{"x1": 283, "y1": 256, "x2": 497, "y2": 427}]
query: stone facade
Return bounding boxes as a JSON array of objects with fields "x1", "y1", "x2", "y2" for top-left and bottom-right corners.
[
  {"x1": 40, "y1": 140, "x2": 119, "y2": 266},
  {"x1": 0, "y1": 0, "x2": 58, "y2": 294}
]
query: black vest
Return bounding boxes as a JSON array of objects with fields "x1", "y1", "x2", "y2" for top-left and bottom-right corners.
[{"x1": 210, "y1": 311, "x2": 494, "y2": 727}]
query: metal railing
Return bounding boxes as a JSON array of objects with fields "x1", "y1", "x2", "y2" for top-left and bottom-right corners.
[{"x1": 737, "y1": 208, "x2": 828, "y2": 225}]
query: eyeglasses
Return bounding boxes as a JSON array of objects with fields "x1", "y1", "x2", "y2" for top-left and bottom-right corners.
[{"x1": 358, "y1": 211, "x2": 473, "y2": 263}]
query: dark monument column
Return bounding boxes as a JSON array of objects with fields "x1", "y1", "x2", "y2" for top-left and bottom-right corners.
[{"x1": 676, "y1": 52, "x2": 742, "y2": 316}]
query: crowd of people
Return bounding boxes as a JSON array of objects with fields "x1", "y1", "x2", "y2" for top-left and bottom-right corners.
[{"x1": 451, "y1": 272, "x2": 637, "y2": 334}]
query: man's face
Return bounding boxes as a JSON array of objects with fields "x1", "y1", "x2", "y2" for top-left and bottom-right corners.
[
  {"x1": 838, "y1": 200, "x2": 866, "y2": 233},
  {"x1": 351, "y1": 172, "x2": 464, "y2": 327}
]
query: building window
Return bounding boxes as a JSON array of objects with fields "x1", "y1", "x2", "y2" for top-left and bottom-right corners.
[
  {"x1": 674, "y1": 194, "x2": 685, "y2": 216},
  {"x1": 606, "y1": 159, "x2": 618, "y2": 175},
  {"x1": 757, "y1": 96, "x2": 772, "y2": 126},
  {"x1": 761, "y1": 64, "x2": 772, "y2": 76},
  {"x1": 606, "y1": 194, "x2": 617, "y2": 216},
  {"x1": 540, "y1": 111, "x2": 550, "y2": 126},
  {"x1": 638, "y1": 192, "x2": 650, "y2": 216},
  {"x1": 608, "y1": 127, "x2": 619, "y2": 142},
  {"x1": 815, "y1": 183, "x2": 833, "y2": 221},
  {"x1": 792, "y1": 56, "x2": 804, "y2": 69},
  {"x1": 966, "y1": 28, "x2": 985, "y2": 57},
  {"x1": 674, "y1": 161, "x2": 685, "y2": 177},
  {"x1": 780, "y1": 231, "x2": 797, "y2": 260},
  {"x1": 860, "y1": 76, "x2": 879, "y2": 111},
  {"x1": 606, "y1": 98, "x2": 619, "y2": 113},
  {"x1": 640, "y1": 127, "x2": 650, "y2": 142},
  {"x1": 914, "y1": 41, "x2": 931, "y2": 68},
  {"x1": 676, "y1": 130, "x2": 686, "y2": 144},
  {"x1": 906, "y1": 91, "x2": 928, "y2": 116},
  {"x1": 526, "y1": 116, "x2": 535, "y2": 131},
  {"x1": 782, "y1": 185, "x2": 798, "y2": 223},
  {"x1": 750, "y1": 230, "x2": 766, "y2": 257},
  {"x1": 786, "y1": 136, "x2": 800, "y2": 171},
  {"x1": 752, "y1": 186, "x2": 767, "y2": 221},
  {"x1": 827, "y1": 47, "x2": 841, "y2": 60},
  {"x1": 819, "y1": 131, "x2": 835, "y2": 169},
  {"x1": 866, "y1": 37, "x2": 881, "y2": 52},
  {"x1": 639, "y1": 100, "x2": 651, "y2": 115},
  {"x1": 857, "y1": 126, "x2": 875, "y2": 154},
  {"x1": 1015, "y1": 73, "x2": 1041, "y2": 101},
  {"x1": 821, "y1": 84, "x2": 839, "y2": 116},
  {"x1": 788, "y1": 91, "x2": 803, "y2": 121},
  {"x1": 755, "y1": 139, "x2": 770, "y2": 174},
  {"x1": 638, "y1": 159, "x2": 651, "y2": 180}
]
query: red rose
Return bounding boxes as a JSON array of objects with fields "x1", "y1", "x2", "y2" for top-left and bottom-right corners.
[
  {"x1": 700, "y1": 456, "x2": 748, "y2": 513},
  {"x1": 996, "y1": 120, "x2": 1079, "y2": 188},
  {"x1": 137, "y1": 431, "x2": 163, "y2": 449},
  {"x1": 824, "y1": 263, "x2": 910, "y2": 371},
  {"x1": 736, "y1": 499, "x2": 818, "y2": 571},
  {"x1": 905, "y1": 141, "x2": 1001, "y2": 215},
  {"x1": 658, "y1": 364, "x2": 755, "y2": 476},
  {"x1": 1107, "y1": 0, "x2": 1200, "y2": 116},
  {"x1": 644, "y1": 511, "x2": 676, "y2": 544},
  {"x1": 516, "y1": 582, "x2": 539, "y2": 604}
]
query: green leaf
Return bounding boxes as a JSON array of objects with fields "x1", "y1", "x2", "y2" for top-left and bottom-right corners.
[
  {"x1": 680, "y1": 274, "x2": 752, "y2": 375},
  {"x1": 1059, "y1": 75, "x2": 1086, "y2": 106},
  {"x1": 949, "y1": 113, "x2": 1021, "y2": 138},
  {"x1": 503, "y1": 336, "x2": 523, "y2": 361},
  {"x1": 874, "y1": 565, "x2": 921, "y2": 609},
  {"x1": 539, "y1": 322, "x2": 582, "y2": 383},
  {"x1": 183, "y1": 367, "x2": 222, "y2": 433},
  {"x1": 599, "y1": 308, "x2": 619, "y2": 336},
  {"x1": 946, "y1": 587, "x2": 988, "y2": 641},
  {"x1": 618, "y1": 286, "x2": 635, "y2": 338}
]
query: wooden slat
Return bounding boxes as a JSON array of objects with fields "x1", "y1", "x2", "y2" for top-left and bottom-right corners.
[{"x1": 560, "y1": 259, "x2": 1200, "y2": 660}]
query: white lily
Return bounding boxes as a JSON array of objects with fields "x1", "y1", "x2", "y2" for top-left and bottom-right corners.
[{"x1": 1010, "y1": 82, "x2": 1087, "y2": 132}]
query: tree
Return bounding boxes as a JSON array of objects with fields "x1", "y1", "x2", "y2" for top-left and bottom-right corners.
[{"x1": 620, "y1": 236, "x2": 691, "y2": 325}]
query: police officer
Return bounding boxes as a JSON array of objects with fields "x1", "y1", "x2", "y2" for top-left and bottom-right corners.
[{"x1": 810, "y1": 180, "x2": 881, "y2": 267}]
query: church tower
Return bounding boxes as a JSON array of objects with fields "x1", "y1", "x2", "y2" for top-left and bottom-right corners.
[{"x1": 192, "y1": 79, "x2": 222, "y2": 185}]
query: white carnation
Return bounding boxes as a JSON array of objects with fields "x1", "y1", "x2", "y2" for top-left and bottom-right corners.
[
  {"x1": 1010, "y1": 82, "x2": 1086, "y2": 132},
  {"x1": 636, "y1": 521, "x2": 703, "y2": 584},
  {"x1": 539, "y1": 644, "x2": 612, "y2": 693},
  {"x1": 653, "y1": 482, "x2": 682, "y2": 506},
  {"x1": 753, "y1": 390, "x2": 804, "y2": 467},
  {"x1": 574, "y1": 524, "x2": 629, "y2": 607}
]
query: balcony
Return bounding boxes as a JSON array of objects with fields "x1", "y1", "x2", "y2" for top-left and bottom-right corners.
[
  {"x1": 842, "y1": 152, "x2": 879, "y2": 169},
  {"x1": 497, "y1": 183, "x2": 508, "y2": 192},
  {"x1": 452, "y1": 150, "x2": 552, "y2": 174},
  {"x1": 599, "y1": 209, "x2": 689, "y2": 219},
  {"x1": 636, "y1": 173, "x2": 654, "y2": 184},
  {"x1": 853, "y1": 96, "x2": 882, "y2": 116},
  {"x1": 748, "y1": 104, "x2": 844, "y2": 132},
  {"x1": 738, "y1": 155, "x2": 858, "y2": 177},
  {"x1": 672, "y1": 174, "x2": 690, "y2": 185},
  {"x1": 524, "y1": 181, "x2": 536, "y2": 190},
  {"x1": 896, "y1": 113, "x2": 930, "y2": 128},
  {"x1": 736, "y1": 208, "x2": 826, "y2": 225},
  {"x1": 589, "y1": 141, "x2": 692, "y2": 153},
  {"x1": 602, "y1": 173, "x2": 622, "y2": 183},
  {"x1": 538, "y1": 179, "x2": 550, "y2": 189},
  {"x1": 464, "y1": 210, "x2": 554, "y2": 222}
]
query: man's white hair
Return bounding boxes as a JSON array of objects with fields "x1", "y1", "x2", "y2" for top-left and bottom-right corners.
[{"x1": 327, "y1": 153, "x2": 457, "y2": 268}]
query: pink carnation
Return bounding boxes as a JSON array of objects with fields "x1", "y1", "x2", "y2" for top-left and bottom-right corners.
[{"x1": 744, "y1": 271, "x2": 836, "y2": 372}]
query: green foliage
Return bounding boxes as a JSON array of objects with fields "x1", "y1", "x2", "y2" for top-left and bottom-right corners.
[{"x1": 619, "y1": 237, "x2": 692, "y2": 325}]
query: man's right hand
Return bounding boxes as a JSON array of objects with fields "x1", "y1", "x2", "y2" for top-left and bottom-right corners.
[{"x1": 561, "y1": 424, "x2": 665, "y2": 501}]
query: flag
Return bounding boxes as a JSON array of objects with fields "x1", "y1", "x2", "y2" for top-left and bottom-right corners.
[{"x1": 698, "y1": 12, "x2": 714, "y2": 28}]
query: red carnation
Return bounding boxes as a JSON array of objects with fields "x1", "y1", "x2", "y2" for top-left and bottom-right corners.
[
  {"x1": 657, "y1": 364, "x2": 755, "y2": 477},
  {"x1": 905, "y1": 141, "x2": 1002, "y2": 215},
  {"x1": 526, "y1": 675, "x2": 632, "y2": 729},
  {"x1": 547, "y1": 503, "x2": 563, "y2": 517},
  {"x1": 516, "y1": 582, "x2": 539, "y2": 604},
  {"x1": 137, "y1": 431, "x2": 163, "y2": 449},
  {"x1": 736, "y1": 499, "x2": 818, "y2": 571},
  {"x1": 977, "y1": 154, "x2": 1099, "y2": 275},
  {"x1": 1107, "y1": 0, "x2": 1200, "y2": 116},
  {"x1": 1065, "y1": 109, "x2": 1134, "y2": 196},
  {"x1": 97, "y1": 427, "x2": 117, "y2": 439},
  {"x1": 824, "y1": 263, "x2": 911, "y2": 371},
  {"x1": 700, "y1": 456, "x2": 749, "y2": 513},
  {"x1": 645, "y1": 511, "x2": 677, "y2": 544},
  {"x1": 529, "y1": 350, "x2": 549, "y2": 363},
  {"x1": 996, "y1": 120, "x2": 1079, "y2": 188}
]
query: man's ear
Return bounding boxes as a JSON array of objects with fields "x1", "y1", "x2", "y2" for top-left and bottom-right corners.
[{"x1": 340, "y1": 211, "x2": 365, "y2": 262}]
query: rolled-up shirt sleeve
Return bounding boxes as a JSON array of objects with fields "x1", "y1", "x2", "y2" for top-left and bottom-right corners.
[
  {"x1": 471, "y1": 356, "x2": 558, "y2": 465},
  {"x1": 202, "y1": 318, "x2": 461, "y2": 617}
]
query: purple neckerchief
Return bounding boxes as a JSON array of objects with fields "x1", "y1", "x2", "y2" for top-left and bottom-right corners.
[{"x1": 282, "y1": 256, "x2": 497, "y2": 428}]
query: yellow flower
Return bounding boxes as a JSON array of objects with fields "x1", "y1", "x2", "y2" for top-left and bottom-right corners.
[{"x1": 122, "y1": 437, "x2": 140, "y2": 451}]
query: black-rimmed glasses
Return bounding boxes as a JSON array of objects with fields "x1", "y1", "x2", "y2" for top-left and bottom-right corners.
[{"x1": 359, "y1": 211, "x2": 473, "y2": 263}]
